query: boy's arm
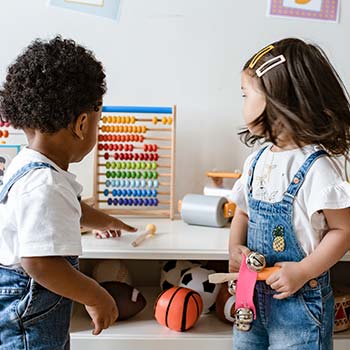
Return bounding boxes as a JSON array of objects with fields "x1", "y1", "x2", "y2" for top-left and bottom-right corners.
[
  {"x1": 228, "y1": 207, "x2": 250, "y2": 272},
  {"x1": 267, "y1": 208, "x2": 350, "y2": 299},
  {"x1": 21, "y1": 256, "x2": 118, "y2": 335},
  {"x1": 80, "y1": 201, "x2": 137, "y2": 235}
]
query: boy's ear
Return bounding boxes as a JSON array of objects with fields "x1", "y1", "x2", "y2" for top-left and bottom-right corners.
[{"x1": 72, "y1": 113, "x2": 88, "y2": 140}]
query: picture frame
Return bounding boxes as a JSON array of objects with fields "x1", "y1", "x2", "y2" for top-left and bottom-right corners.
[{"x1": 0, "y1": 145, "x2": 21, "y2": 186}]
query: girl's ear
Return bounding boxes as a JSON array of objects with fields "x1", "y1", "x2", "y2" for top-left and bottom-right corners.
[{"x1": 72, "y1": 113, "x2": 88, "y2": 140}]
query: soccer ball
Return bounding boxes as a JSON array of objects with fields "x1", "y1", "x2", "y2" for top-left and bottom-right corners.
[
  {"x1": 160, "y1": 260, "x2": 201, "y2": 290},
  {"x1": 179, "y1": 266, "x2": 219, "y2": 313}
]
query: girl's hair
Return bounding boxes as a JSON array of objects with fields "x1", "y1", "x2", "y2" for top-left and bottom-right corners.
[
  {"x1": 0, "y1": 36, "x2": 106, "y2": 133},
  {"x1": 240, "y1": 38, "x2": 350, "y2": 156}
]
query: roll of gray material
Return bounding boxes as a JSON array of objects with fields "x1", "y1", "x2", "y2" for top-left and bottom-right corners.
[{"x1": 181, "y1": 194, "x2": 229, "y2": 228}]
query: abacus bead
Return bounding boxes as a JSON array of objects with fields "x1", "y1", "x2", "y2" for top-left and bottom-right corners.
[
  {"x1": 152, "y1": 162, "x2": 157, "y2": 169},
  {"x1": 118, "y1": 144, "x2": 123, "y2": 151},
  {"x1": 139, "y1": 154, "x2": 144, "y2": 161},
  {"x1": 153, "y1": 172, "x2": 158, "y2": 179},
  {"x1": 116, "y1": 171, "x2": 122, "y2": 178},
  {"x1": 131, "y1": 171, "x2": 136, "y2": 179},
  {"x1": 119, "y1": 154, "x2": 124, "y2": 160},
  {"x1": 136, "y1": 172, "x2": 142, "y2": 179},
  {"x1": 143, "y1": 172, "x2": 148, "y2": 179},
  {"x1": 133, "y1": 189, "x2": 138, "y2": 196},
  {"x1": 127, "y1": 189, "x2": 132, "y2": 196},
  {"x1": 113, "y1": 144, "x2": 118, "y2": 151},
  {"x1": 147, "y1": 190, "x2": 152, "y2": 196},
  {"x1": 129, "y1": 198, "x2": 134, "y2": 205},
  {"x1": 142, "y1": 126, "x2": 147, "y2": 133},
  {"x1": 117, "y1": 189, "x2": 122, "y2": 196},
  {"x1": 129, "y1": 144, "x2": 134, "y2": 152},
  {"x1": 152, "y1": 189, "x2": 157, "y2": 197},
  {"x1": 107, "y1": 198, "x2": 113, "y2": 206},
  {"x1": 167, "y1": 117, "x2": 173, "y2": 125},
  {"x1": 116, "y1": 162, "x2": 122, "y2": 169},
  {"x1": 121, "y1": 135, "x2": 126, "y2": 142},
  {"x1": 114, "y1": 180, "x2": 120, "y2": 187},
  {"x1": 143, "y1": 144, "x2": 148, "y2": 152},
  {"x1": 121, "y1": 172, "x2": 127, "y2": 179},
  {"x1": 104, "y1": 144, "x2": 109, "y2": 151},
  {"x1": 105, "y1": 162, "x2": 111, "y2": 169},
  {"x1": 162, "y1": 116, "x2": 167, "y2": 124},
  {"x1": 139, "y1": 198, "x2": 144, "y2": 205},
  {"x1": 131, "y1": 162, "x2": 136, "y2": 169},
  {"x1": 154, "y1": 154, "x2": 159, "y2": 161},
  {"x1": 130, "y1": 180, "x2": 136, "y2": 187},
  {"x1": 126, "y1": 162, "x2": 131, "y2": 169},
  {"x1": 147, "y1": 163, "x2": 152, "y2": 170},
  {"x1": 134, "y1": 198, "x2": 139, "y2": 206},
  {"x1": 105, "y1": 180, "x2": 111, "y2": 187},
  {"x1": 111, "y1": 171, "x2": 117, "y2": 178},
  {"x1": 141, "y1": 162, "x2": 146, "y2": 169},
  {"x1": 119, "y1": 179, "x2": 125, "y2": 187},
  {"x1": 142, "y1": 189, "x2": 147, "y2": 197},
  {"x1": 149, "y1": 154, "x2": 154, "y2": 161},
  {"x1": 124, "y1": 144, "x2": 129, "y2": 152},
  {"x1": 154, "y1": 198, "x2": 159, "y2": 206},
  {"x1": 113, "y1": 198, "x2": 118, "y2": 206},
  {"x1": 148, "y1": 180, "x2": 153, "y2": 188},
  {"x1": 152, "y1": 116, "x2": 158, "y2": 125},
  {"x1": 106, "y1": 171, "x2": 111, "y2": 178},
  {"x1": 153, "y1": 144, "x2": 158, "y2": 152},
  {"x1": 134, "y1": 154, "x2": 139, "y2": 161},
  {"x1": 131, "y1": 116, "x2": 136, "y2": 124},
  {"x1": 139, "y1": 135, "x2": 144, "y2": 142},
  {"x1": 3, "y1": 131, "x2": 9, "y2": 138},
  {"x1": 109, "y1": 144, "x2": 114, "y2": 151},
  {"x1": 148, "y1": 171, "x2": 153, "y2": 179},
  {"x1": 116, "y1": 135, "x2": 121, "y2": 142},
  {"x1": 104, "y1": 189, "x2": 109, "y2": 197},
  {"x1": 144, "y1": 154, "x2": 149, "y2": 161},
  {"x1": 118, "y1": 198, "x2": 124, "y2": 205},
  {"x1": 111, "y1": 162, "x2": 117, "y2": 169},
  {"x1": 135, "y1": 180, "x2": 140, "y2": 187},
  {"x1": 137, "y1": 190, "x2": 142, "y2": 196},
  {"x1": 98, "y1": 144, "x2": 103, "y2": 151},
  {"x1": 144, "y1": 199, "x2": 149, "y2": 206},
  {"x1": 117, "y1": 116, "x2": 121, "y2": 124},
  {"x1": 154, "y1": 180, "x2": 159, "y2": 188},
  {"x1": 149, "y1": 198, "x2": 154, "y2": 206},
  {"x1": 114, "y1": 153, "x2": 119, "y2": 160},
  {"x1": 136, "y1": 163, "x2": 141, "y2": 169},
  {"x1": 127, "y1": 172, "x2": 132, "y2": 178},
  {"x1": 141, "y1": 180, "x2": 146, "y2": 187},
  {"x1": 112, "y1": 189, "x2": 117, "y2": 197},
  {"x1": 122, "y1": 189, "x2": 127, "y2": 196},
  {"x1": 121, "y1": 163, "x2": 126, "y2": 169}
]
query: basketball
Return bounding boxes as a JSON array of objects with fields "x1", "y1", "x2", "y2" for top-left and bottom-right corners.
[{"x1": 154, "y1": 286, "x2": 203, "y2": 332}]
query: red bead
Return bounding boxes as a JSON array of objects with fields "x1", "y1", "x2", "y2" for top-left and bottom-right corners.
[
  {"x1": 113, "y1": 144, "x2": 118, "y2": 151},
  {"x1": 103, "y1": 144, "x2": 109, "y2": 151},
  {"x1": 153, "y1": 144, "x2": 158, "y2": 152},
  {"x1": 126, "y1": 135, "x2": 131, "y2": 142},
  {"x1": 144, "y1": 154, "x2": 149, "y2": 161},
  {"x1": 140, "y1": 153, "x2": 144, "y2": 160},
  {"x1": 143, "y1": 144, "x2": 148, "y2": 152},
  {"x1": 139, "y1": 135, "x2": 144, "y2": 142},
  {"x1": 118, "y1": 144, "x2": 124, "y2": 151},
  {"x1": 116, "y1": 135, "x2": 121, "y2": 142},
  {"x1": 103, "y1": 135, "x2": 108, "y2": 141},
  {"x1": 134, "y1": 135, "x2": 139, "y2": 142},
  {"x1": 154, "y1": 154, "x2": 159, "y2": 161},
  {"x1": 109, "y1": 144, "x2": 114, "y2": 151},
  {"x1": 104, "y1": 152, "x2": 109, "y2": 160},
  {"x1": 98, "y1": 144, "x2": 103, "y2": 151},
  {"x1": 121, "y1": 135, "x2": 126, "y2": 142},
  {"x1": 114, "y1": 153, "x2": 119, "y2": 160},
  {"x1": 98, "y1": 135, "x2": 103, "y2": 142},
  {"x1": 112, "y1": 135, "x2": 117, "y2": 142},
  {"x1": 120, "y1": 153, "x2": 125, "y2": 160},
  {"x1": 149, "y1": 154, "x2": 154, "y2": 161},
  {"x1": 125, "y1": 144, "x2": 129, "y2": 152},
  {"x1": 108, "y1": 135, "x2": 113, "y2": 141},
  {"x1": 129, "y1": 144, "x2": 134, "y2": 152},
  {"x1": 130, "y1": 135, "x2": 135, "y2": 142},
  {"x1": 134, "y1": 153, "x2": 139, "y2": 160}
]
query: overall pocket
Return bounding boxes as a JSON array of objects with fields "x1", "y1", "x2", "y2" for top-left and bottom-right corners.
[{"x1": 298, "y1": 288, "x2": 323, "y2": 327}]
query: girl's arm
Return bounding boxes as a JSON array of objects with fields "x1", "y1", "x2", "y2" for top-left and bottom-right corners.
[
  {"x1": 228, "y1": 207, "x2": 251, "y2": 272},
  {"x1": 80, "y1": 201, "x2": 137, "y2": 236},
  {"x1": 267, "y1": 207, "x2": 350, "y2": 299}
]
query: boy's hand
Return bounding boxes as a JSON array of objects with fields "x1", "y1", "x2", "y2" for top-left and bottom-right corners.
[
  {"x1": 85, "y1": 287, "x2": 119, "y2": 335},
  {"x1": 94, "y1": 217, "x2": 137, "y2": 239},
  {"x1": 266, "y1": 261, "x2": 310, "y2": 300},
  {"x1": 229, "y1": 244, "x2": 251, "y2": 272}
]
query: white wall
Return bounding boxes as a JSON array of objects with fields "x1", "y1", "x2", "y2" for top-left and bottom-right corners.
[{"x1": 0, "y1": 0, "x2": 349, "y2": 201}]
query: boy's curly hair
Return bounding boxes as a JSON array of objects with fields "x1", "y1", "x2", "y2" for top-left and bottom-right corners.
[{"x1": 0, "y1": 36, "x2": 106, "y2": 133}]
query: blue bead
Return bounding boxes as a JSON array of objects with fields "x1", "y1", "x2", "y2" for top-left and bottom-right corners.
[
  {"x1": 103, "y1": 189, "x2": 109, "y2": 197},
  {"x1": 137, "y1": 189, "x2": 142, "y2": 196},
  {"x1": 139, "y1": 198, "x2": 144, "y2": 205},
  {"x1": 142, "y1": 189, "x2": 147, "y2": 197},
  {"x1": 105, "y1": 180, "x2": 111, "y2": 187},
  {"x1": 112, "y1": 189, "x2": 118, "y2": 197},
  {"x1": 149, "y1": 198, "x2": 154, "y2": 206},
  {"x1": 152, "y1": 189, "x2": 157, "y2": 197},
  {"x1": 141, "y1": 180, "x2": 146, "y2": 188},
  {"x1": 117, "y1": 189, "x2": 122, "y2": 196},
  {"x1": 125, "y1": 180, "x2": 130, "y2": 187},
  {"x1": 134, "y1": 198, "x2": 139, "y2": 206},
  {"x1": 127, "y1": 189, "x2": 132, "y2": 196},
  {"x1": 130, "y1": 180, "x2": 135, "y2": 187},
  {"x1": 135, "y1": 180, "x2": 140, "y2": 187},
  {"x1": 147, "y1": 190, "x2": 152, "y2": 197},
  {"x1": 154, "y1": 180, "x2": 159, "y2": 188},
  {"x1": 154, "y1": 198, "x2": 159, "y2": 206},
  {"x1": 144, "y1": 198, "x2": 149, "y2": 206},
  {"x1": 115, "y1": 179, "x2": 120, "y2": 187},
  {"x1": 132, "y1": 189, "x2": 138, "y2": 196},
  {"x1": 107, "y1": 198, "x2": 113, "y2": 205},
  {"x1": 129, "y1": 198, "x2": 134, "y2": 205},
  {"x1": 118, "y1": 198, "x2": 124, "y2": 205},
  {"x1": 122, "y1": 189, "x2": 127, "y2": 196},
  {"x1": 148, "y1": 180, "x2": 153, "y2": 188},
  {"x1": 113, "y1": 198, "x2": 118, "y2": 206}
]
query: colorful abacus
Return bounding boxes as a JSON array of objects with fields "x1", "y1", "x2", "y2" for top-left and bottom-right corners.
[
  {"x1": 0, "y1": 121, "x2": 25, "y2": 144},
  {"x1": 94, "y1": 106, "x2": 176, "y2": 219}
]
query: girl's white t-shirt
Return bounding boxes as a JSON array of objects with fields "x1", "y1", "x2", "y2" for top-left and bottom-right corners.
[
  {"x1": 0, "y1": 147, "x2": 83, "y2": 267},
  {"x1": 230, "y1": 144, "x2": 350, "y2": 255}
]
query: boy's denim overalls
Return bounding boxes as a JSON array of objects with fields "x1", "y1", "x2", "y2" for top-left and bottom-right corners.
[
  {"x1": 233, "y1": 147, "x2": 334, "y2": 350},
  {"x1": 0, "y1": 162, "x2": 79, "y2": 350}
]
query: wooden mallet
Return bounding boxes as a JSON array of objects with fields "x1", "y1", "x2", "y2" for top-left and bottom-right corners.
[
  {"x1": 209, "y1": 266, "x2": 280, "y2": 284},
  {"x1": 131, "y1": 224, "x2": 157, "y2": 247}
]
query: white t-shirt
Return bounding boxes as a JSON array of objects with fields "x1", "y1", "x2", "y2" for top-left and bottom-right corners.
[
  {"x1": 230, "y1": 144, "x2": 350, "y2": 255},
  {"x1": 0, "y1": 147, "x2": 83, "y2": 267}
]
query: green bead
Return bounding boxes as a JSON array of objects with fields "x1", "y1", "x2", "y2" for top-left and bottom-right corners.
[
  {"x1": 141, "y1": 162, "x2": 146, "y2": 169},
  {"x1": 136, "y1": 162, "x2": 141, "y2": 169},
  {"x1": 121, "y1": 172, "x2": 126, "y2": 179},
  {"x1": 122, "y1": 163, "x2": 126, "y2": 169},
  {"x1": 106, "y1": 171, "x2": 111, "y2": 178},
  {"x1": 131, "y1": 171, "x2": 136, "y2": 178},
  {"x1": 137, "y1": 172, "x2": 142, "y2": 179},
  {"x1": 105, "y1": 162, "x2": 111, "y2": 169},
  {"x1": 131, "y1": 163, "x2": 136, "y2": 169},
  {"x1": 111, "y1": 171, "x2": 116, "y2": 178},
  {"x1": 153, "y1": 171, "x2": 158, "y2": 179},
  {"x1": 147, "y1": 163, "x2": 152, "y2": 170},
  {"x1": 111, "y1": 162, "x2": 117, "y2": 169},
  {"x1": 152, "y1": 162, "x2": 157, "y2": 169},
  {"x1": 127, "y1": 171, "x2": 132, "y2": 178},
  {"x1": 143, "y1": 172, "x2": 148, "y2": 179},
  {"x1": 117, "y1": 162, "x2": 122, "y2": 169},
  {"x1": 116, "y1": 171, "x2": 122, "y2": 178}
]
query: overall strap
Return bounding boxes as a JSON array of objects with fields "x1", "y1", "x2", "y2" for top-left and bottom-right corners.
[
  {"x1": 247, "y1": 146, "x2": 269, "y2": 194},
  {"x1": 0, "y1": 162, "x2": 56, "y2": 203},
  {"x1": 283, "y1": 150, "x2": 328, "y2": 204}
]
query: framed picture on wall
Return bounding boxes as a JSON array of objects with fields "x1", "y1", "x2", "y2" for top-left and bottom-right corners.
[
  {"x1": 0, "y1": 145, "x2": 21, "y2": 186},
  {"x1": 267, "y1": 0, "x2": 339, "y2": 23},
  {"x1": 48, "y1": 0, "x2": 121, "y2": 20}
]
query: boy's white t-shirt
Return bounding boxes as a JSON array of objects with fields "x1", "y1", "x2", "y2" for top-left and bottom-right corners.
[
  {"x1": 230, "y1": 144, "x2": 350, "y2": 255},
  {"x1": 0, "y1": 147, "x2": 83, "y2": 267}
]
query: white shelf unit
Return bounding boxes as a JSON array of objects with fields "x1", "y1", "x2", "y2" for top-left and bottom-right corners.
[{"x1": 70, "y1": 218, "x2": 350, "y2": 350}]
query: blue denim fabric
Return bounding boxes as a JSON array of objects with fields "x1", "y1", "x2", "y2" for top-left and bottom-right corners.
[
  {"x1": 0, "y1": 163, "x2": 79, "y2": 349},
  {"x1": 233, "y1": 147, "x2": 334, "y2": 350}
]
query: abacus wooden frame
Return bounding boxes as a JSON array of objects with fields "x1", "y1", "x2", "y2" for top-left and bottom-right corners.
[{"x1": 93, "y1": 105, "x2": 176, "y2": 219}]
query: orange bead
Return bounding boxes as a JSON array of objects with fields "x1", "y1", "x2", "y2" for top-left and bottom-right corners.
[
  {"x1": 161, "y1": 117, "x2": 167, "y2": 125},
  {"x1": 167, "y1": 117, "x2": 173, "y2": 125},
  {"x1": 152, "y1": 116, "x2": 158, "y2": 125},
  {"x1": 131, "y1": 116, "x2": 136, "y2": 124}
]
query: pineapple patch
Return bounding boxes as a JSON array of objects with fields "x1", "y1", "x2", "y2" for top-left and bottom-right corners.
[{"x1": 272, "y1": 225, "x2": 285, "y2": 252}]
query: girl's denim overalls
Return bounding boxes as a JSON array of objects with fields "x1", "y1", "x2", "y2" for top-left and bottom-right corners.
[
  {"x1": 0, "y1": 162, "x2": 79, "y2": 350},
  {"x1": 233, "y1": 147, "x2": 334, "y2": 350}
]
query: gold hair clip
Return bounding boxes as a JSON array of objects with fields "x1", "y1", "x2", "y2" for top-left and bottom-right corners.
[
  {"x1": 248, "y1": 45, "x2": 275, "y2": 69},
  {"x1": 255, "y1": 55, "x2": 286, "y2": 77}
]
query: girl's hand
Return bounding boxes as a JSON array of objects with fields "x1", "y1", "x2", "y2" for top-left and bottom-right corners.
[
  {"x1": 94, "y1": 217, "x2": 137, "y2": 239},
  {"x1": 266, "y1": 261, "x2": 309, "y2": 299},
  {"x1": 229, "y1": 244, "x2": 251, "y2": 272}
]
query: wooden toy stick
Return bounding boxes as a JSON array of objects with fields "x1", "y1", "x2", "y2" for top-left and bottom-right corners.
[
  {"x1": 131, "y1": 224, "x2": 157, "y2": 247},
  {"x1": 209, "y1": 266, "x2": 280, "y2": 284}
]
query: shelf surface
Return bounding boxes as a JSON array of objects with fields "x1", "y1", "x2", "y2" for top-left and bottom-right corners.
[
  {"x1": 80, "y1": 218, "x2": 230, "y2": 260},
  {"x1": 70, "y1": 287, "x2": 350, "y2": 350}
]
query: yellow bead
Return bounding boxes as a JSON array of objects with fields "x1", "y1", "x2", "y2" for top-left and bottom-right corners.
[
  {"x1": 167, "y1": 117, "x2": 173, "y2": 125},
  {"x1": 102, "y1": 116, "x2": 108, "y2": 124},
  {"x1": 162, "y1": 116, "x2": 167, "y2": 125},
  {"x1": 131, "y1": 116, "x2": 136, "y2": 124},
  {"x1": 152, "y1": 116, "x2": 158, "y2": 125}
]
